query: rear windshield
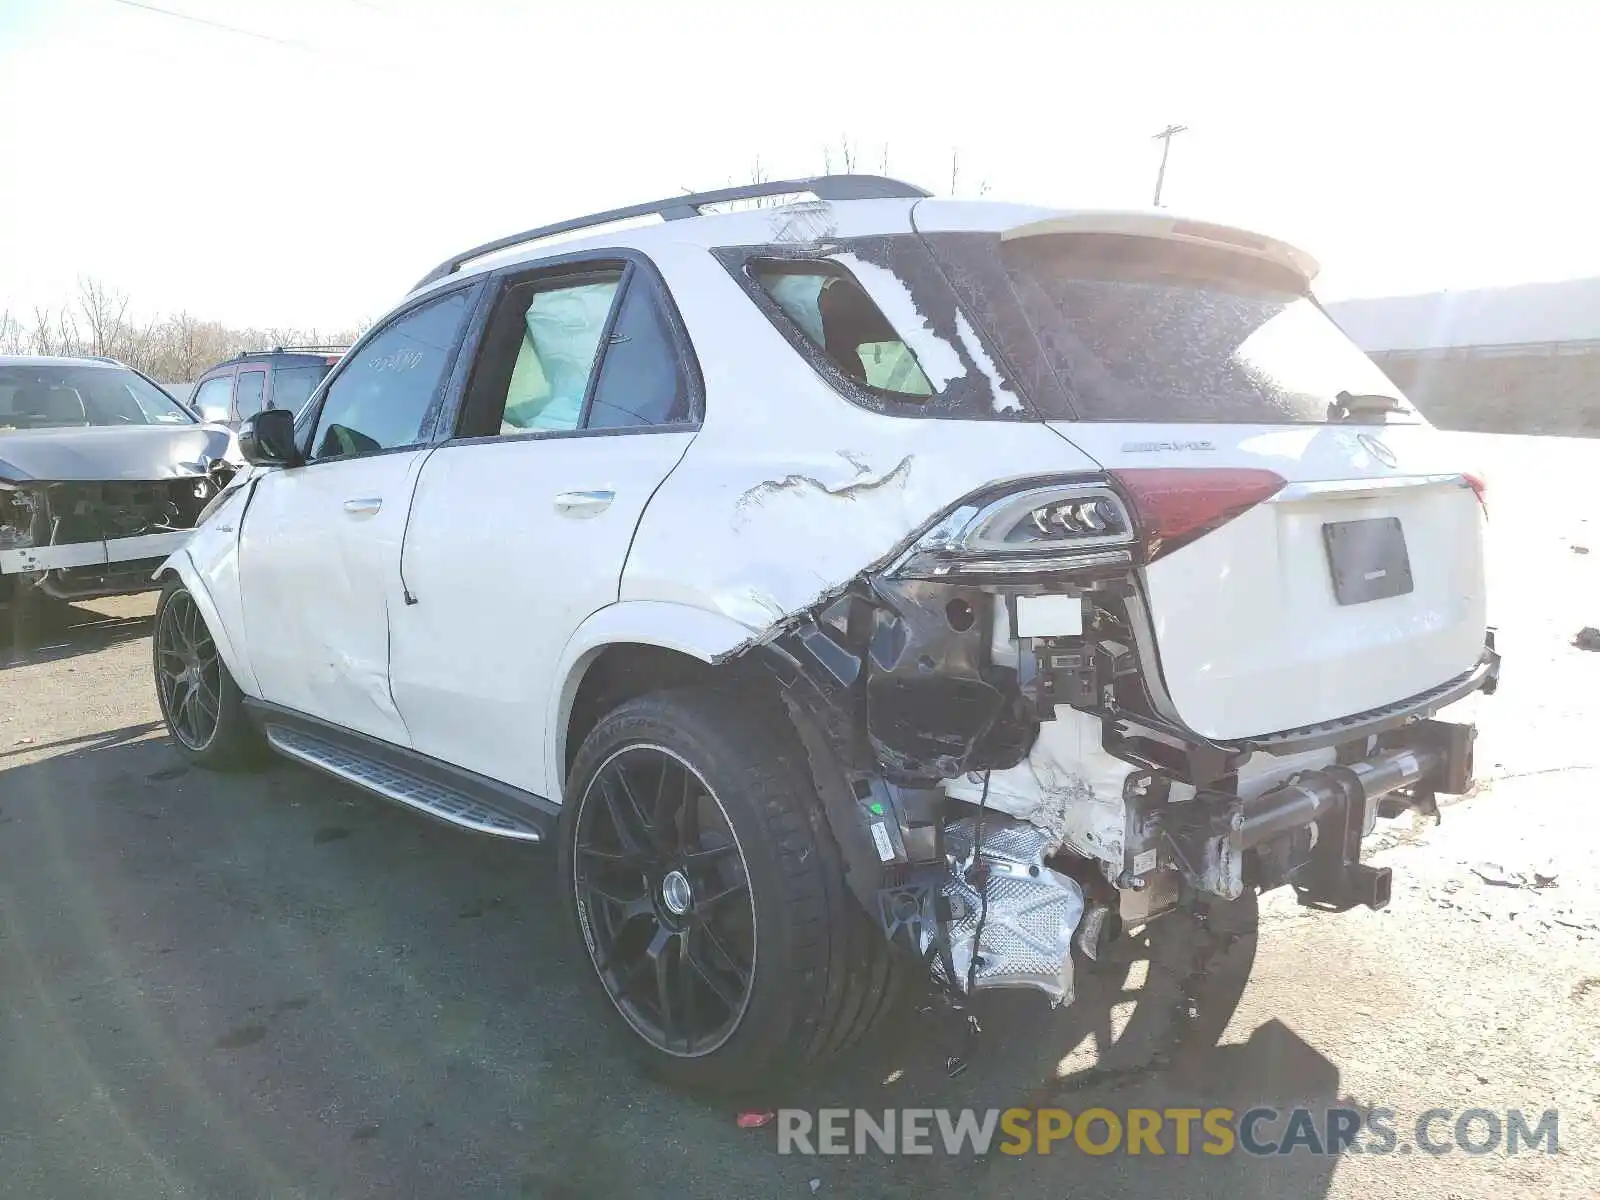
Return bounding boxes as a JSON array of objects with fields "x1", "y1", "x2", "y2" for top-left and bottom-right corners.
[
  {"x1": 0, "y1": 364, "x2": 194, "y2": 430},
  {"x1": 925, "y1": 231, "x2": 1415, "y2": 424}
]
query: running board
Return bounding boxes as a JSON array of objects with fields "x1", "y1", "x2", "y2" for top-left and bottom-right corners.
[{"x1": 264, "y1": 724, "x2": 547, "y2": 841}]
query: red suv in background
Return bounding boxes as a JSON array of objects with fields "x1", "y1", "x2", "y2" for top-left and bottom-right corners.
[{"x1": 189, "y1": 347, "x2": 344, "y2": 428}]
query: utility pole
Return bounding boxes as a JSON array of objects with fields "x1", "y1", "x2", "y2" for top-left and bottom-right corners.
[{"x1": 1151, "y1": 123, "x2": 1188, "y2": 207}]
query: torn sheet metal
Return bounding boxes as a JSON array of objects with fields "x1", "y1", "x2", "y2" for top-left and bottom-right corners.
[
  {"x1": 732, "y1": 451, "x2": 913, "y2": 528},
  {"x1": 942, "y1": 706, "x2": 1130, "y2": 861}
]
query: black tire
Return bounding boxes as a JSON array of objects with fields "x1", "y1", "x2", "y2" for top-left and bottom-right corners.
[
  {"x1": 152, "y1": 577, "x2": 264, "y2": 771},
  {"x1": 558, "y1": 685, "x2": 906, "y2": 1092}
]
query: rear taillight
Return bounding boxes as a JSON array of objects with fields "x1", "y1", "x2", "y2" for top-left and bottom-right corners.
[
  {"x1": 1463, "y1": 472, "x2": 1488, "y2": 518},
  {"x1": 1109, "y1": 468, "x2": 1286, "y2": 562}
]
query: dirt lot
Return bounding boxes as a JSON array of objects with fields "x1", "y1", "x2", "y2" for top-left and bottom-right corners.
[{"x1": 1, "y1": 434, "x2": 1597, "y2": 1199}]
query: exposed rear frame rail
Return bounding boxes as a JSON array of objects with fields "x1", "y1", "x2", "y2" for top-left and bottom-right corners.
[{"x1": 410, "y1": 174, "x2": 932, "y2": 292}]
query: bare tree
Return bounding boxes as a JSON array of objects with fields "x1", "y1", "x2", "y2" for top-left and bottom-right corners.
[
  {"x1": 822, "y1": 134, "x2": 858, "y2": 176},
  {"x1": 0, "y1": 311, "x2": 26, "y2": 355},
  {"x1": 76, "y1": 276, "x2": 131, "y2": 358}
]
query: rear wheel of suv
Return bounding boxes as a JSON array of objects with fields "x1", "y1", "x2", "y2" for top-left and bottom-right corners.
[
  {"x1": 558, "y1": 686, "x2": 905, "y2": 1092},
  {"x1": 152, "y1": 578, "x2": 263, "y2": 770}
]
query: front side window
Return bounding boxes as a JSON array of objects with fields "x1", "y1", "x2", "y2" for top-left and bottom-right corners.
[
  {"x1": 309, "y1": 290, "x2": 469, "y2": 461},
  {"x1": 0, "y1": 365, "x2": 195, "y2": 430},
  {"x1": 193, "y1": 375, "x2": 233, "y2": 422},
  {"x1": 234, "y1": 369, "x2": 266, "y2": 419}
]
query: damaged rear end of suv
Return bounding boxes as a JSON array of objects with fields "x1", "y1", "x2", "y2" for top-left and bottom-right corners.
[
  {"x1": 598, "y1": 193, "x2": 1498, "y2": 1084},
  {"x1": 144, "y1": 178, "x2": 1495, "y2": 1092},
  {"x1": 1, "y1": 356, "x2": 239, "y2": 643}
]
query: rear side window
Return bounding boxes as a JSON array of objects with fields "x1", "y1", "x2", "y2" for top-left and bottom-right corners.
[
  {"x1": 925, "y1": 231, "x2": 1414, "y2": 424},
  {"x1": 234, "y1": 369, "x2": 266, "y2": 419},
  {"x1": 752, "y1": 263, "x2": 933, "y2": 397},
  {"x1": 717, "y1": 236, "x2": 1024, "y2": 420}
]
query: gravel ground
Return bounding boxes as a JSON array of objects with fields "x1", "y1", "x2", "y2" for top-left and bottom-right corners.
[{"x1": 1, "y1": 434, "x2": 1596, "y2": 1199}]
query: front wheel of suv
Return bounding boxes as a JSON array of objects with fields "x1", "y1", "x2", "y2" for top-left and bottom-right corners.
[
  {"x1": 558, "y1": 686, "x2": 905, "y2": 1092},
  {"x1": 152, "y1": 578, "x2": 263, "y2": 770}
]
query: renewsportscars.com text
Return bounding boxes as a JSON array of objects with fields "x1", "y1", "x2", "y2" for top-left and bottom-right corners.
[{"x1": 776, "y1": 1106, "x2": 1560, "y2": 1157}]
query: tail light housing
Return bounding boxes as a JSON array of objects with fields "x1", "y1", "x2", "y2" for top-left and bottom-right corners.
[
  {"x1": 1462, "y1": 472, "x2": 1488, "y2": 517},
  {"x1": 889, "y1": 468, "x2": 1286, "y2": 580},
  {"x1": 1110, "y1": 468, "x2": 1286, "y2": 562}
]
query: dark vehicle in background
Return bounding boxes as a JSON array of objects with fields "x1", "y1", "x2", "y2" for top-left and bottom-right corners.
[
  {"x1": 189, "y1": 347, "x2": 345, "y2": 427},
  {"x1": 0, "y1": 356, "x2": 239, "y2": 643}
]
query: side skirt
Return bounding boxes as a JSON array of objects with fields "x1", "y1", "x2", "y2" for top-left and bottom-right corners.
[{"x1": 244, "y1": 699, "x2": 559, "y2": 842}]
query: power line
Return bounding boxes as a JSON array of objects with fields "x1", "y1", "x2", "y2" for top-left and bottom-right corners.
[
  {"x1": 105, "y1": 0, "x2": 316, "y2": 50},
  {"x1": 1151, "y1": 123, "x2": 1188, "y2": 208}
]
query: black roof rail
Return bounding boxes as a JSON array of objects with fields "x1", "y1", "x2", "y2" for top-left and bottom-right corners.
[
  {"x1": 410, "y1": 174, "x2": 932, "y2": 292},
  {"x1": 231, "y1": 345, "x2": 348, "y2": 360}
]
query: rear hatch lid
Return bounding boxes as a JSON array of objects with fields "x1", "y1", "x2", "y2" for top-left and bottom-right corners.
[{"x1": 915, "y1": 209, "x2": 1487, "y2": 740}]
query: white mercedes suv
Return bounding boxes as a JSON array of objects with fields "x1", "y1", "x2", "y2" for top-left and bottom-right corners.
[{"x1": 152, "y1": 175, "x2": 1497, "y2": 1090}]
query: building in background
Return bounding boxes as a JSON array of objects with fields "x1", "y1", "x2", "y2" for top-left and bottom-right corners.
[{"x1": 1326, "y1": 277, "x2": 1600, "y2": 435}]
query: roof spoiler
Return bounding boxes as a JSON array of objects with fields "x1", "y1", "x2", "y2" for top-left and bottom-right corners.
[{"x1": 1002, "y1": 211, "x2": 1319, "y2": 282}]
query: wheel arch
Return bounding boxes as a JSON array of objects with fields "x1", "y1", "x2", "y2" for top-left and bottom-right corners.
[
  {"x1": 154, "y1": 550, "x2": 262, "y2": 698},
  {"x1": 549, "y1": 602, "x2": 764, "y2": 799}
]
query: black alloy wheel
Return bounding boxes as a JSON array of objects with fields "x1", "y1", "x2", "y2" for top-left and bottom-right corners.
[
  {"x1": 155, "y1": 587, "x2": 223, "y2": 752},
  {"x1": 571, "y1": 743, "x2": 756, "y2": 1058}
]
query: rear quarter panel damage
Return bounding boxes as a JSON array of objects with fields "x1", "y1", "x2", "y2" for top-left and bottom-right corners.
[{"x1": 618, "y1": 243, "x2": 1103, "y2": 640}]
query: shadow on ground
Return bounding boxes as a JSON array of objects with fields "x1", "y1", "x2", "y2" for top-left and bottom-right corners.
[
  {"x1": 2, "y1": 601, "x2": 155, "y2": 669},
  {"x1": 0, "y1": 732, "x2": 1348, "y2": 1199}
]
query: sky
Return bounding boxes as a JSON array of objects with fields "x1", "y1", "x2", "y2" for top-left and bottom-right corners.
[{"x1": 3, "y1": 0, "x2": 1599, "y2": 331}]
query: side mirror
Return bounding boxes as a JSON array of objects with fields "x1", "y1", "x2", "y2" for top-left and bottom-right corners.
[{"x1": 239, "y1": 407, "x2": 303, "y2": 468}]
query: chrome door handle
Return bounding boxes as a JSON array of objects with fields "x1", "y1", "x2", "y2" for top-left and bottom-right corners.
[
  {"x1": 343, "y1": 497, "x2": 382, "y2": 516},
  {"x1": 553, "y1": 489, "x2": 615, "y2": 517}
]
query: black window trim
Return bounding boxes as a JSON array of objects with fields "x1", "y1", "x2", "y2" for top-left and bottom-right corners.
[
  {"x1": 434, "y1": 245, "x2": 705, "y2": 449},
  {"x1": 291, "y1": 278, "x2": 486, "y2": 468}
]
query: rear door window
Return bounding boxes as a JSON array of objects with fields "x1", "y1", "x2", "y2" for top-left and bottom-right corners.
[
  {"x1": 234, "y1": 369, "x2": 266, "y2": 419},
  {"x1": 584, "y1": 276, "x2": 694, "y2": 429},
  {"x1": 456, "y1": 262, "x2": 700, "y2": 438},
  {"x1": 924, "y1": 231, "x2": 1414, "y2": 424}
]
